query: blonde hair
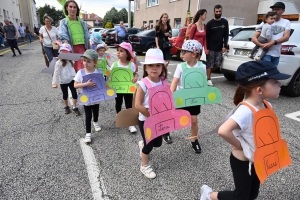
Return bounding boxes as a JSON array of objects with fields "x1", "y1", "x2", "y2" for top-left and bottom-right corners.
[{"x1": 43, "y1": 14, "x2": 53, "y2": 22}]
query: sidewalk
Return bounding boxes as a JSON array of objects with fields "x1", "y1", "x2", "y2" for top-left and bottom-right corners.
[{"x1": 0, "y1": 36, "x2": 39, "y2": 52}]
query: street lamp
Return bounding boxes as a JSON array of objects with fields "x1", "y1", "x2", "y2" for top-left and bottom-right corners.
[{"x1": 186, "y1": 0, "x2": 191, "y2": 26}]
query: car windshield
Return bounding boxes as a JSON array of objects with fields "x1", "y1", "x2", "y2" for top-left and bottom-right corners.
[
  {"x1": 231, "y1": 28, "x2": 255, "y2": 41},
  {"x1": 136, "y1": 29, "x2": 154, "y2": 36},
  {"x1": 172, "y1": 29, "x2": 180, "y2": 37}
]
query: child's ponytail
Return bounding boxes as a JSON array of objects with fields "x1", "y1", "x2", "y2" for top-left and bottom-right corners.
[{"x1": 233, "y1": 85, "x2": 246, "y2": 106}]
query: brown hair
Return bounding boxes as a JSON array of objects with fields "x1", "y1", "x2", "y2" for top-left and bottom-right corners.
[
  {"x1": 155, "y1": 13, "x2": 171, "y2": 33},
  {"x1": 264, "y1": 11, "x2": 276, "y2": 23},
  {"x1": 117, "y1": 46, "x2": 132, "y2": 61},
  {"x1": 193, "y1": 9, "x2": 207, "y2": 24},
  {"x1": 64, "y1": 0, "x2": 80, "y2": 17},
  {"x1": 61, "y1": 59, "x2": 74, "y2": 67},
  {"x1": 43, "y1": 14, "x2": 53, "y2": 22},
  {"x1": 233, "y1": 79, "x2": 268, "y2": 105},
  {"x1": 142, "y1": 64, "x2": 168, "y2": 80}
]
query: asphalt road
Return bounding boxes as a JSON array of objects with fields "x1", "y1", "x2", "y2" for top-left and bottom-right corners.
[{"x1": 0, "y1": 43, "x2": 299, "y2": 200}]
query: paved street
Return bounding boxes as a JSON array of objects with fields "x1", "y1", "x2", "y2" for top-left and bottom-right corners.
[{"x1": 0, "y1": 42, "x2": 299, "y2": 200}]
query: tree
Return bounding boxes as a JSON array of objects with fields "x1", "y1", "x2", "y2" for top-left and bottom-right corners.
[
  {"x1": 118, "y1": 8, "x2": 128, "y2": 23},
  {"x1": 37, "y1": 4, "x2": 64, "y2": 26},
  {"x1": 103, "y1": 7, "x2": 134, "y2": 28}
]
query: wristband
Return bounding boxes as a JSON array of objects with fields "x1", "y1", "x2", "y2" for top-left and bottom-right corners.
[{"x1": 274, "y1": 40, "x2": 277, "y2": 45}]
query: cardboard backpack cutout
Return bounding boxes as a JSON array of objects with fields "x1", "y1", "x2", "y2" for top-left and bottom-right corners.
[
  {"x1": 78, "y1": 68, "x2": 116, "y2": 105},
  {"x1": 96, "y1": 53, "x2": 111, "y2": 77},
  {"x1": 173, "y1": 62, "x2": 222, "y2": 108},
  {"x1": 241, "y1": 101, "x2": 292, "y2": 183},
  {"x1": 143, "y1": 78, "x2": 191, "y2": 144},
  {"x1": 41, "y1": 57, "x2": 57, "y2": 74},
  {"x1": 106, "y1": 62, "x2": 136, "y2": 94}
]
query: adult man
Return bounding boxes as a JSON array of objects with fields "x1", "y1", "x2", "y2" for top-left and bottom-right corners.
[
  {"x1": 3, "y1": 19, "x2": 22, "y2": 57},
  {"x1": 18, "y1": 23, "x2": 25, "y2": 42},
  {"x1": 206, "y1": 5, "x2": 229, "y2": 86},
  {"x1": 252, "y1": 2, "x2": 290, "y2": 66},
  {"x1": 115, "y1": 21, "x2": 127, "y2": 44}
]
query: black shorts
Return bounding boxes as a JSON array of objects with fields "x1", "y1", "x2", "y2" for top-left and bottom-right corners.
[{"x1": 178, "y1": 105, "x2": 201, "y2": 116}]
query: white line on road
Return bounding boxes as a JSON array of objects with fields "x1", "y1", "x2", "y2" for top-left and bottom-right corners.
[
  {"x1": 80, "y1": 139, "x2": 108, "y2": 200},
  {"x1": 285, "y1": 111, "x2": 300, "y2": 122},
  {"x1": 211, "y1": 76, "x2": 225, "y2": 79}
]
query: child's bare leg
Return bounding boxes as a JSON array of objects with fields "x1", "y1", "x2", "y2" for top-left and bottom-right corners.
[
  {"x1": 63, "y1": 99, "x2": 69, "y2": 107},
  {"x1": 210, "y1": 192, "x2": 219, "y2": 200},
  {"x1": 141, "y1": 153, "x2": 149, "y2": 166},
  {"x1": 191, "y1": 115, "x2": 198, "y2": 142},
  {"x1": 72, "y1": 99, "x2": 77, "y2": 108}
]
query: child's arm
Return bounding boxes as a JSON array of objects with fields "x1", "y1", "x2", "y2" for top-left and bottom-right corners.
[
  {"x1": 52, "y1": 61, "x2": 60, "y2": 88},
  {"x1": 131, "y1": 63, "x2": 138, "y2": 83},
  {"x1": 135, "y1": 85, "x2": 150, "y2": 118},
  {"x1": 74, "y1": 79, "x2": 96, "y2": 89},
  {"x1": 218, "y1": 118, "x2": 242, "y2": 150},
  {"x1": 170, "y1": 78, "x2": 179, "y2": 93},
  {"x1": 134, "y1": 56, "x2": 138, "y2": 72}
]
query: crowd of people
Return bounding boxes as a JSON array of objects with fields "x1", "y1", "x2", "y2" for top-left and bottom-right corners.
[{"x1": 1, "y1": 0, "x2": 292, "y2": 199}]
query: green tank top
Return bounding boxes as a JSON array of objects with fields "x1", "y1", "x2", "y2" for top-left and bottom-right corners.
[
  {"x1": 181, "y1": 61, "x2": 203, "y2": 70},
  {"x1": 67, "y1": 16, "x2": 85, "y2": 45}
]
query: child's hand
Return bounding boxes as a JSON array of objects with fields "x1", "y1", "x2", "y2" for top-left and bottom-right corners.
[
  {"x1": 132, "y1": 76, "x2": 138, "y2": 83},
  {"x1": 85, "y1": 79, "x2": 96, "y2": 87},
  {"x1": 52, "y1": 84, "x2": 58, "y2": 88}
]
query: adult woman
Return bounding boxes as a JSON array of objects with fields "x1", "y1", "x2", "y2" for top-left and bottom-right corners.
[
  {"x1": 189, "y1": 9, "x2": 208, "y2": 54},
  {"x1": 155, "y1": 13, "x2": 172, "y2": 68},
  {"x1": 39, "y1": 14, "x2": 59, "y2": 63},
  {"x1": 0, "y1": 22, "x2": 5, "y2": 47},
  {"x1": 58, "y1": 0, "x2": 90, "y2": 71},
  {"x1": 25, "y1": 26, "x2": 32, "y2": 44}
]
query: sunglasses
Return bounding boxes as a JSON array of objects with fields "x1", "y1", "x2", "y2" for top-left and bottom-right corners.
[{"x1": 181, "y1": 50, "x2": 192, "y2": 55}]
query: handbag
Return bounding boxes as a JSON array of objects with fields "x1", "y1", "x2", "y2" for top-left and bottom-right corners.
[
  {"x1": 162, "y1": 37, "x2": 172, "y2": 49},
  {"x1": 45, "y1": 27, "x2": 59, "y2": 50}
]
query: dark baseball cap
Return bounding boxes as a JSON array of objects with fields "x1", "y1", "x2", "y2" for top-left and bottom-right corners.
[
  {"x1": 235, "y1": 61, "x2": 290, "y2": 85},
  {"x1": 270, "y1": 2, "x2": 285, "y2": 9}
]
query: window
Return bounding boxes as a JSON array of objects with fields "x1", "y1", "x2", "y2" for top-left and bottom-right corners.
[
  {"x1": 143, "y1": 21, "x2": 147, "y2": 28},
  {"x1": 3, "y1": 9, "x2": 6, "y2": 18},
  {"x1": 174, "y1": 18, "x2": 181, "y2": 28},
  {"x1": 147, "y1": 0, "x2": 159, "y2": 7},
  {"x1": 170, "y1": 0, "x2": 178, "y2": 2},
  {"x1": 231, "y1": 28, "x2": 255, "y2": 41},
  {"x1": 149, "y1": 20, "x2": 153, "y2": 29},
  {"x1": 137, "y1": 0, "x2": 140, "y2": 10},
  {"x1": 0, "y1": 8, "x2": 2, "y2": 16},
  {"x1": 7, "y1": 11, "x2": 9, "y2": 18}
]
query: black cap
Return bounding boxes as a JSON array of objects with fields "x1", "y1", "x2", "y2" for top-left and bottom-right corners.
[
  {"x1": 270, "y1": 2, "x2": 285, "y2": 9},
  {"x1": 235, "y1": 61, "x2": 290, "y2": 85}
]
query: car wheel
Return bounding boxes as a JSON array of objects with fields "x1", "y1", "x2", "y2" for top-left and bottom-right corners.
[
  {"x1": 147, "y1": 43, "x2": 156, "y2": 51},
  {"x1": 176, "y1": 51, "x2": 182, "y2": 61},
  {"x1": 282, "y1": 67, "x2": 300, "y2": 97},
  {"x1": 223, "y1": 73, "x2": 235, "y2": 81}
]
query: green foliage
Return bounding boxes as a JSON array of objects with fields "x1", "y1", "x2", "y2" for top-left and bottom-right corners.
[
  {"x1": 37, "y1": 4, "x2": 65, "y2": 26},
  {"x1": 103, "y1": 7, "x2": 134, "y2": 28},
  {"x1": 105, "y1": 22, "x2": 113, "y2": 29}
]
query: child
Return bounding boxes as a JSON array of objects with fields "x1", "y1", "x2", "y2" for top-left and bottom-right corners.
[
  {"x1": 90, "y1": 32, "x2": 103, "y2": 50},
  {"x1": 74, "y1": 49, "x2": 102, "y2": 143},
  {"x1": 25, "y1": 26, "x2": 32, "y2": 44},
  {"x1": 135, "y1": 48, "x2": 168, "y2": 178},
  {"x1": 170, "y1": 40, "x2": 205, "y2": 153},
  {"x1": 96, "y1": 43, "x2": 112, "y2": 80},
  {"x1": 110, "y1": 42, "x2": 138, "y2": 133},
  {"x1": 52, "y1": 43, "x2": 80, "y2": 115},
  {"x1": 248, "y1": 12, "x2": 276, "y2": 60},
  {"x1": 200, "y1": 60, "x2": 290, "y2": 200}
]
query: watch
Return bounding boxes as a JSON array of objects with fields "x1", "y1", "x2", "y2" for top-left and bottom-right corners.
[{"x1": 274, "y1": 40, "x2": 278, "y2": 45}]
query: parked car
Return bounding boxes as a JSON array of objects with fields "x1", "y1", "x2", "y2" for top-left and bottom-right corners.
[
  {"x1": 89, "y1": 28, "x2": 105, "y2": 36},
  {"x1": 101, "y1": 29, "x2": 110, "y2": 41},
  {"x1": 105, "y1": 28, "x2": 142, "y2": 45},
  {"x1": 129, "y1": 29, "x2": 156, "y2": 53},
  {"x1": 221, "y1": 23, "x2": 300, "y2": 97},
  {"x1": 104, "y1": 29, "x2": 116, "y2": 45}
]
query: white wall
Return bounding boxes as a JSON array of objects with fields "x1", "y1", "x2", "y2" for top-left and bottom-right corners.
[
  {"x1": 0, "y1": 0, "x2": 22, "y2": 26},
  {"x1": 32, "y1": 0, "x2": 38, "y2": 27}
]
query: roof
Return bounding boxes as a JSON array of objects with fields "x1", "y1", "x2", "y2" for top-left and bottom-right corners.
[{"x1": 82, "y1": 13, "x2": 103, "y2": 21}]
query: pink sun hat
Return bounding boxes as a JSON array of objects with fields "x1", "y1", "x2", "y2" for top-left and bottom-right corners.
[
  {"x1": 116, "y1": 42, "x2": 132, "y2": 54},
  {"x1": 59, "y1": 43, "x2": 72, "y2": 53}
]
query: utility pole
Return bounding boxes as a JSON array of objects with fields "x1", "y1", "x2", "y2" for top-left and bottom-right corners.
[
  {"x1": 186, "y1": 0, "x2": 191, "y2": 26},
  {"x1": 128, "y1": 0, "x2": 134, "y2": 28}
]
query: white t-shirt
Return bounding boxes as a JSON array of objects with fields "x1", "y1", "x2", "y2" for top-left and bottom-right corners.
[
  {"x1": 173, "y1": 61, "x2": 206, "y2": 90},
  {"x1": 260, "y1": 23, "x2": 272, "y2": 41},
  {"x1": 137, "y1": 77, "x2": 163, "y2": 121},
  {"x1": 18, "y1": 26, "x2": 25, "y2": 34},
  {"x1": 74, "y1": 69, "x2": 99, "y2": 94},
  {"x1": 110, "y1": 61, "x2": 136, "y2": 72},
  {"x1": 265, "y1": 18, "x2": 290, "y2": 57},
  {"x1": 52, "y1": 60, "x2": 76, "y2": 84},
  {"x1": 39, "y1": 26, "x2": 58, "y2": 47}
]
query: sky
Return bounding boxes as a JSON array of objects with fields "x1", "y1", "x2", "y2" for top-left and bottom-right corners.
[{"x1": 35, "y1": 0, "x2": 135, "y2": 18}]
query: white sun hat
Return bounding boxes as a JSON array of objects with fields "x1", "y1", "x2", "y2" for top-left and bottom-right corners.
[{"x1": 140, "y1": 48, "x2": 167, "y2": 65}]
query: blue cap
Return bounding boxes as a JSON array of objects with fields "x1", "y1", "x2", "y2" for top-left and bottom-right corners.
[
  {"x1": 90, "y1": 32, "x2": 102, "y2": 44},
  {"x1": 235, "y1": 60, "x2": 290, "y2": 85}
]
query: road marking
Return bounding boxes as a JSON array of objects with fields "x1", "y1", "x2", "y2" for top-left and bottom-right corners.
[
  {"x1": 211, "y1": 76, "x2": 225, "y2": 79},
  {"x1": 80, "y1": 139, "x2": 108, "y2": 200},
  {"x1": 285, "y1": 111, "x2": 300, "y2": 122}
]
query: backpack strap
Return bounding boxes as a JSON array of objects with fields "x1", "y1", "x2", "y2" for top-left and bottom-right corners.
[
  {"x1": 263, "y1": 100, "x2": 273, "y2": 111},
  {"x1": 113, "y1": 61, "x2": 118, "y2": 69},
  {"x1": 142, "y1": 78, "x2": 152, "y2": 89},
  {"x1": 198, "y1": 61, "x2": 203, "y2": 68},
  {"x1": 161, "y1": 77, "x2": 169, "y2": 86},
  {"x1": 80, "y1": 69, "x2": 86, "y2": 76},
  {"x1": 127, "y1": 62, "x2": 131, "y2": 69},
  {"x1": 181, "y1": 62, "x2": 188, "y2": 70},
  {"x1": 240, "y1": 101, "x2": 257, "y2": 113},
  {"x1": 96, "y1": 68, "x2": 102, "y2": 74}
]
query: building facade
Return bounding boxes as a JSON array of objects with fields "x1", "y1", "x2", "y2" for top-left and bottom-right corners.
[
  {"x1": 82, "y1": 13, "x2": 103, "y2": 28},
  {"x1": 18, "y1": 0, "x2": 39, "y2": 31},
  {"x1": 0, "y1": 0, "x2": 22, "y2": 26},
  {"x1": 134, "y1": 0, "x2": 300, "y2": 29}
]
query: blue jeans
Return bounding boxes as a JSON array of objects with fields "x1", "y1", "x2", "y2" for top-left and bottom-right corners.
[
  {"x1": 26, "y1": 33, "x2": 32, "y2": 43},
  {"x1": 262, "y1": 55, "x2": 280, "y2": 66},
  {"x1": 43, "y1": 46, "x2": 58, "y2": 63},
  {"x1": 0, "y1": 34, "x2": 4, "y2": 45},
  {"x1": 117, "y1": 36, "x2": 125, "y2": 44}
]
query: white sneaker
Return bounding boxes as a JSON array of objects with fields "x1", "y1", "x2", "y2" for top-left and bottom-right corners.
[
  {"x1": 84, "y1": 133, "x2": 92, "y2": 143},
  {"x1": 140, "y1": 163, "x2": 156, "y2": 179},
  {"x1": 93, "y1": 122, "x2": 102, "y2": 132},
  {"x1": 200, "y1": 185, "x2": 213, "y2": 200},
  {"x1": 138, "y1": 140, "x2": 144, "y2": 158},
  {"x1": 128, "y1": 126, "x2": 137, "y2": 133},
  {"x1": 0, "y1": 44, "x2": 4, "y2": 47},
  {"x1": 207, "y1": 80, "x2": 213, "y2": 86}
]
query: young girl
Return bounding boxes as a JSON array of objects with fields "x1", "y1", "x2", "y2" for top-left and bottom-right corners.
[
  {"x1": 170, "y1": 40, "x2": 205, "y2": 153},
  {"x1": 74, "y1": 49, "x2": 102, "y2": 143},
  {"x1": 52, "y1": 43, "x2": 80, "y2": 115},
  {"x1": 96, "y1": 43, "x2": 112, "y2": 80},
  {"x1": 110, "y1": 42, "x2": 138, "y2": 133},
  {"x1": 135, "y1": 48, "x2": 168, "y2": 179},
  {"x1": 90, "y1": 32, "x2": 103, "y2": 50},
  {"x1": 200, "y1": 60, "x2": 290, "y2": 200}
]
